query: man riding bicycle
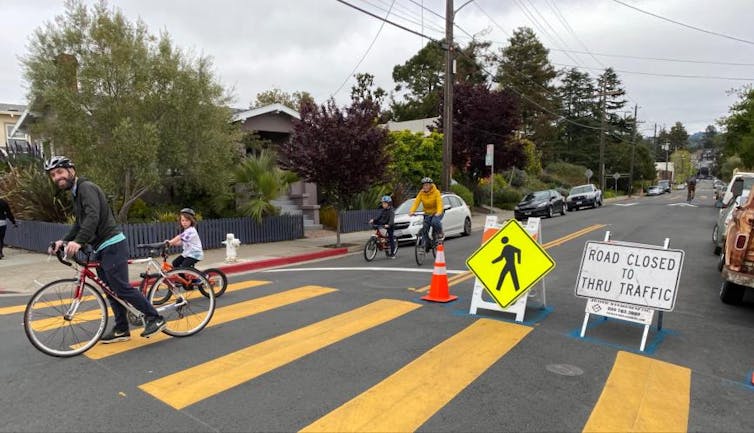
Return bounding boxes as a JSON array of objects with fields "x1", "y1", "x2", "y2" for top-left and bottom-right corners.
[{"x1": 409, "y1": 177, "x2": 444, "y2": 251}]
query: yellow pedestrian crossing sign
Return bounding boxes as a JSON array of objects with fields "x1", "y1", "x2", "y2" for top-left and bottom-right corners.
[{"x1": 466, "y1": 219, "x2": 556, "y2": 308}]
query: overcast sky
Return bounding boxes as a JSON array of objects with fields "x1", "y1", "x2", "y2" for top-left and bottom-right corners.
[{"x1": 2, "y1": 0, "x2": 753, "y2": 136}]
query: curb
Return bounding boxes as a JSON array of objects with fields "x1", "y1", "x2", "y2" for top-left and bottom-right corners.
[{"x1": 215, "y1": 247, "x2": 350, "y2": 275}]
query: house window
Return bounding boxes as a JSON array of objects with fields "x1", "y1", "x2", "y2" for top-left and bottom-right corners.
[{"x1": 5, "y1": 123, "x2": 29, "y2": 141}]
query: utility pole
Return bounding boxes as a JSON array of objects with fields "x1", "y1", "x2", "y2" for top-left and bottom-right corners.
[
  {"x1": 598, "y1": 80, "x2": 607, "y2": 191},
  {"x1": 442, "y1": 0, "x2": 454, "y2": 192},
  {"x1": 629, "y1": 104, "x2": 638, "y2": 196}
]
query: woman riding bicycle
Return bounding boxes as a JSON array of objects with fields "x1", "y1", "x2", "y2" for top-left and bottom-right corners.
[
  {"x1": 409, "y1": 177, "x2": 444, "y2": 250},
  {"x1": 369, "y1": 195, "x2": 397, "y2": 258}
]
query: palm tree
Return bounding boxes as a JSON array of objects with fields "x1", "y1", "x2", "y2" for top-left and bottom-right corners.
[{"x1": 232, "y1": 150, "x2": 297, "y2": 222}]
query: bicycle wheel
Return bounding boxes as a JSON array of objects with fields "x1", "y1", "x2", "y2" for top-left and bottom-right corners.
[
  {"x1": 24, "y1": 279, "x2": 107, "y2": 357},
  {"x1": 148, "y1": 268, "x2": 215, "y2": 337},
  {"x1": 364, "y1": 238, "x2": 378, "y2": 262},
  {"x1": 203, "y1": 268, "x2": 228, "y2": 298},
  {"x1": 415, "y1": 236, "x2": 427, "y2": 266}
]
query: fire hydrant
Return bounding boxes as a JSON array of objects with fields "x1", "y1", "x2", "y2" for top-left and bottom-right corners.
[{"x1": 221, "y1": 233, "x2": 241, "y2": 262}]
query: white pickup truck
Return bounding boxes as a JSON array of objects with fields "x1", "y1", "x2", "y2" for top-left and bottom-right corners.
[{"x1": 565, "y1": 184, "x2": 603, "y2": 211}]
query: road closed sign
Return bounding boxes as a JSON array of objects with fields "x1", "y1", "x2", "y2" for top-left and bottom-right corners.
[{"x1": 575, "y1": 240, "x2": 684, "y2": 311}]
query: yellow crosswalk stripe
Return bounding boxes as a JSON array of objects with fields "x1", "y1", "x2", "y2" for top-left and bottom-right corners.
[
  {"x1": 299, "y1": 318, "x2": 531, "y2": 432},
  {"x1": 24, "y1": 280, "x2": 272, "y2": 329},
  {"x1": 84, "y1": 285, "x2": 337, "y2": 359},
  {"x1": 1, "y1": 280, "x2": 270, "y2": 317},
  {"x1": 221, "y1": 280, "x2": 270, "y2": 294},
  {"x1": 139, "y1": 299, "x2": 422, "y2": 410},
  {"x1": 582, "y1": 351, "x2": 690, "y2": 433}
]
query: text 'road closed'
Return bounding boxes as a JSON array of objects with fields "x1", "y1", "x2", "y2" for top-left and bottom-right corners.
[{"x1": 575, "y1": 241, "x2": 684, "y2": 311}]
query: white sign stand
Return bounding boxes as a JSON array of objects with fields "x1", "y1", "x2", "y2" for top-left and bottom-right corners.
[
  {"x1": 578, "y1": 232, "x2": 672, "y2": 352},
  {"x1": 468, "y1": 216, "x2": 547, "y2": 322}
]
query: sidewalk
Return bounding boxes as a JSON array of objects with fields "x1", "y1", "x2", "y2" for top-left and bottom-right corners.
[{"x1": 0, "y1": 211, "x2": 509, "y2": 295}]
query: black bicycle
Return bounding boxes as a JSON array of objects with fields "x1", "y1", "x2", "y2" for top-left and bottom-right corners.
[{"x1": 414, "y1": 215, "x2": 440, "y2": 266}]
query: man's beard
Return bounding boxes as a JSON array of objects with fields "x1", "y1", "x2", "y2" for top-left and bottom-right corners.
[{"x1": 57, "y1": 177, "x2": 74, "y2": 190}]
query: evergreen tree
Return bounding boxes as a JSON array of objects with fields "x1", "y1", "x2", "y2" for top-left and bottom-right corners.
[{"x1": 494, "y1": 27, "x2": 560, "y2": 161}]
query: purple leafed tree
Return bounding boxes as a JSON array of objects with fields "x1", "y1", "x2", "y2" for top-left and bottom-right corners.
[
  {"x1": 438, "y1": 82, "x2": 524, "y2": 184},
  {"x1": 279, "y1": 98, "x2": 390, "y2": 246}
]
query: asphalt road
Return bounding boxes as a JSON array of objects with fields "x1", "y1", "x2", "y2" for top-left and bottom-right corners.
[{"x1": 1, "y1": 180, "x2": 752, "y2": 432}]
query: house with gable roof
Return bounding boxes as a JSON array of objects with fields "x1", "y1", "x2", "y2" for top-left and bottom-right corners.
[{"x1": 232, "y1": 103, "x2": 321, "y2": 228}]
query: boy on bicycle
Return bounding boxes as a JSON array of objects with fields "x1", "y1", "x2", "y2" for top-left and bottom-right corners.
[
  {"x1": 409, "y1": 177, "x2": 444, "y2": 251},
  {"x1": 369, "y1": 195, "x2": 396, "y2": 258}
]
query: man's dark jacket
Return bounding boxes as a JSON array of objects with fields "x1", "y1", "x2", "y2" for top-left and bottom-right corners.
[
  {"x1": 0, "y1": 199, "x2": 16, "y2": 224},
  {"x1": 64, "y1": 177, "x2": 121, "y2": 249}
]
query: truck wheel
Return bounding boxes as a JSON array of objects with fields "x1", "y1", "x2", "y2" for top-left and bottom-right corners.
[
  {"x1": 717, "y1": 251, "x2": 725, "y2": 272},
  {"x1": 720, "y1": 280, "x2": 745, "y2": 305}
]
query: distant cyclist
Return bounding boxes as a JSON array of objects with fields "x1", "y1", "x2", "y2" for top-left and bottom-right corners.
[
  {"x1": 687, "y1": 176, "x2": 697, "y2": 202},
  {"x1": 409, "y1": 177, "x2": 444, "y2": 250},
  {"x1": 369, "y1": 195, "x2": 396, "y2": 258}
]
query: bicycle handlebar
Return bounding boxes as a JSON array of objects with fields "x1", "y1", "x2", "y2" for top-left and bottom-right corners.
[{"x1": 50, "y1": 242, "x2": 93, "y2": 267}]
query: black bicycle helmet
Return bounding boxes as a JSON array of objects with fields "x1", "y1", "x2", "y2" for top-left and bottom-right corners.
[
  {"x1": 44, "y1": 155, "x2": 75, "y2": 171},
  {"x1": 180, "y1": 207, "x2": 196, "y2": 217},
  {"x1": 420, "y1": 176, "x2": 433, "y2": 184}
]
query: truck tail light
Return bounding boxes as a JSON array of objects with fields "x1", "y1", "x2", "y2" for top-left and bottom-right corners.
[{"x1": 735, "y1": 234, "x2": 748, "y2": 250}]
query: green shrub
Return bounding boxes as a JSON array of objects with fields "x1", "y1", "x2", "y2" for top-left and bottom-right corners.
[
  {"x1": 319, "y1": 205, "x2": 337, "y2": 229},
  {"x1": 545, "y1": 161, "x2": 590, "y2": 186},
  {"x1": 494, "y1": 185, "x2": 523, "y2": 210},
  {"x1": 502, "y1": 168, "x2": 528, "y2": 187},
  {"x1": 127, "y1": 198, "x2": 151, "y2": 221}
]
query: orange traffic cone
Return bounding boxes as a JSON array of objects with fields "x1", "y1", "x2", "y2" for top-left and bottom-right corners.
[{"x1": 422, "y1": 243, "x2": 458, "y2": 303}]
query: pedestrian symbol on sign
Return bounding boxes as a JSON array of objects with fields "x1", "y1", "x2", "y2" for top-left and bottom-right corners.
[
  {"x1": 492, "y1": 236, "x2": 521, "y2": 292},
  {"x1": 466, "y1": 219, "x2": 556, "y2": 308}
]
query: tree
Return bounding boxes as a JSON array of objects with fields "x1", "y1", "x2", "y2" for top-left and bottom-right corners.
[
  {"x1": 279, "y1": 96, "x2": 390, "y2": 246},
  {"x1": 720, "y1": 86, "x2": 754, "y2": 167},
  {"x1": 231, "y1": 150, "x2": 298, "y2": 223},
  {"x1": 702, "y1": 125, "x2": 718, "y2": 149},
  {"x1": 390, "y1": 39, "x2": 489, "y2": 121},
  {"x1": 387, "y1": 130, "x2": 443, "y2": 186},
  {"x1": 22, "y1": 0, "x2": 240, "y2": 222},
  {"x1": 252, "y1": 88, "x2": 313, "y2": 110},
  {"x1": 555, "y1": 68, "x2": 600, "y2": 166},
  {"x1": 668, "y1": 121, "x2": 690, "y2": 150},
  {"x1": 494, "y1": 27, "x2": 559, "y2": 156},
  {"x1": 438, "y1": 82, "x2": 522, "y2": 187}
]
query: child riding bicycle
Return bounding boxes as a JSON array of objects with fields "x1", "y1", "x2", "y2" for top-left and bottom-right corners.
[
  {"x1": 409, "y1": 177, "x2": 444, "y2": 251},
  {"x1": 369, "y1": 195, "x2": 397, "y2": 258},
  {"x1": 165, "y1": 208, "x2": 204, "y2": 268}
]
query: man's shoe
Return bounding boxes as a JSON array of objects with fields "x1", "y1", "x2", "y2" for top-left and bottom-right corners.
[
  {"x1": 141, "y1": 316, "x2": 166, "y2": 338},
  {"x1": 100, "y1": 328, "x2": 130, "y2": 344}
]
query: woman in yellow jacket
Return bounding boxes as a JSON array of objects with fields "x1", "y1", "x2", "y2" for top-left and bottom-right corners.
[{"x1": 409, "y1": 177, "x2": 444, "y2": 249}]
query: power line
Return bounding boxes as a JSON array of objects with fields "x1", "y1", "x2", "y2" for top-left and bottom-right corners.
[
  {"x1": 548, "y1": 48, "x2": 754, "y2": 67},
  {"x1": 330, "y1": 0, "x2": 397, "y2": 98},
  {"x1": 610, "y1": 0, "x2": 754, "y2": 46},
  {"x1": 335, "y1": 0, "x2": 436, "y2": 40},
  {"x1": 552, "y1": 63, "x2": 754, "y2": 81}
]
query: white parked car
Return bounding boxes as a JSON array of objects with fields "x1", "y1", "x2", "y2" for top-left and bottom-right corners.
[{"x1": 392, "y1": 193, "x2": 472, "y2": 243}]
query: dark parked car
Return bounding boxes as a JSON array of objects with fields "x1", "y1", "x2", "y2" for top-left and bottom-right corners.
[{"x1": 514, "y1": 189, "x2": 566, "y2": 220}]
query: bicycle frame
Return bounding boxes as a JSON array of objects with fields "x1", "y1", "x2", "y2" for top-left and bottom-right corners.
[{"x1": 63, "y1": 250, "x2": 187, "y2": 324}]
